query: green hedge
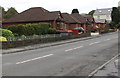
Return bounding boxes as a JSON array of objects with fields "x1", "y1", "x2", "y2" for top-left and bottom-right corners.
[
  {"x1": 8, "y1": 23, "x2": 51, "y2": 36},
  {"x1": 0, "y1": 28, "x2": 14, "y2": 37},
  {"x1": 48, "y1": 28, "x2": 58, "y2": 34}
]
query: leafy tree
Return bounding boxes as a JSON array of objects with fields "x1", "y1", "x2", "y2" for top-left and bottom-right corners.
[
  {"x1": 88, "y1": 10, "x2": 95, "y2": 16},
  {"x1": 4, "y1": 7, "x2": 18, "y2": 19},
  {"x1": 72, "y1": 9, "x2": 79, "y2": 14},
  {"x1": 111, "y1": 7, "x2": 120, "y2": 24}
]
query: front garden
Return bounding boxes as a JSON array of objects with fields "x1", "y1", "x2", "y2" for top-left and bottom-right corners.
[
  {"x1": 0, "y1": 23, "x2": 61, "y2": 41},
  {"x1": 0, "y1": 23, "x2": 91, "y2": 49}
]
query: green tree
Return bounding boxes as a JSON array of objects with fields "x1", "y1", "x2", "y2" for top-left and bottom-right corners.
[
  {"x1": 88, "y1": 10, "x2": 95, "y2": 16},
  {"x1": 111, "y1": 7, "x2": 120, "y2": 24},
  {"x1": 71, "y1": 9, "x2": 79, "y2": 14},
  {"x1": 4, "y1": 7, "x2": 18, "y2": 19}
]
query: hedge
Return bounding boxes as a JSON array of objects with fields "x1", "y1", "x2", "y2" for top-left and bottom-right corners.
[
  {"x1": 8, "y1": 23, "x2": 51, "y2": 36},
  {"x1": 0, "y1": 28, "x2": 14, "y2": 37}
]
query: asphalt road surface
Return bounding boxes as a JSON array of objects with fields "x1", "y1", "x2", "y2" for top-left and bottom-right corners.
[{"x1": 2, "y1": 32, "x2": 118, "y2": 76}]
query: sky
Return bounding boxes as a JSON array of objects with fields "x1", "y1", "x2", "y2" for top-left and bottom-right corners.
[{"x1": 0, "y1": 0, "x2": 120, "y2": 14}]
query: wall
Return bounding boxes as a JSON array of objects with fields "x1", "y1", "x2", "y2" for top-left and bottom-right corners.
[{"x1": 93, "y1": 14, "x2": 111, "y2": 23}]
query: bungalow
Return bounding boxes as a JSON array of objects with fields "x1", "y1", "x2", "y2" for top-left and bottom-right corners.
[
  {"x1": 61, "y1": 13, "x2": 81, "y2": 30},
  {"x1": 71, "y1": 13, "x2": 89, "y2": 32},
  {"x1": 2, "y1": 7, "x2": 64, "y2": 29}
]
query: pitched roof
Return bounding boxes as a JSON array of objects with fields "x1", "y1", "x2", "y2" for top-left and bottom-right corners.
[
  {"x1": 62, "y1": 13, "x2": 80, "y2": 24},
  {"x1": 3, "y1": 7, "x2": 63, "y2": 23},
  {"x1": 82, "y1": 15, "x2": 94, "y2": 22},
  {"x1": 71, "y1": 13, "x2": 87, "y2": 23},
  {"x1": 93, "y1": 8, "x2": 112, "y2": 15}
]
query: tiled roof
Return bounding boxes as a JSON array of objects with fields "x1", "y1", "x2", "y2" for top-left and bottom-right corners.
[
  {"x1": 82, "y1": 15, "x2": 94, "y2": 22},
  {"x1": 93, "y1": 8, "x2": 112, "y2": 15},
  {"x1": 71, "y1": 13, "x2": 87, "y2": 23},
  {"x1": 3, "y1": 7, "x2": 63, "y2": 23},
  {"x1": 62, "y1": 13, "x2": 81, "y2": 24}
]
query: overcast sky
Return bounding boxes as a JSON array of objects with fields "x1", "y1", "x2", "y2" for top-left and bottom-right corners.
[{"x1": 1, "y1": 0, "x2": 120, "y2": 14}]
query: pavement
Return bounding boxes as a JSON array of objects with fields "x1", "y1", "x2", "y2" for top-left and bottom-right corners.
[
  {"x1": 2, "y1": 32, "x2": 118, "y2": 76},
  {"x1": 93, "y1": 58, "x2": 120, "y2": 77},
  {"x1": 89, "y1": 54, "x2": 120, "y2": 77}
]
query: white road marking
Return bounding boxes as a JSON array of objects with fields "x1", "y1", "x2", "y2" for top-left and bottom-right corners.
[
  {"x1": 65, "y1": 46, "x2": 84, "y2": 52},
  {"x1": 89, "y1": 41, "x2": 100, "y2": 45},
  {"x1": 107, "y1": 39, "x2": 110, "y2": 40},
  {"x1": 89, "y1": 43, "x2": 95, "y2": 45},
  {"x1": 16, "y1": 54, "x2": 54, "y2": 64},
  {"x1": 73, "y1": 46, "x2": 84, "y2": 49},
  {"x1": 94, "y1": 41, "x2": 100, "y2": 44},
  {"x1": 65, "y1": 49, "x2": 74, "y2": 52},
  {"x1": 104, "y1": 38, "x2": 111, "y2": 41}
]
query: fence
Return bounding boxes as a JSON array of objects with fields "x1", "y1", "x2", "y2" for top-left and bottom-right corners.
[
  {"x1": 1, "y1": 32, "x2": 91, "y2": 49},
  {"x1": 6, "y1": 34, "x2": 69, "y2": 41}
]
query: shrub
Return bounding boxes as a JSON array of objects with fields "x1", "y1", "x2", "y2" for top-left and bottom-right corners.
[
  {"x1": 8, "y1": 23, "x2": 51, "y2": 36},
  {"x1": 48, "y1": 28, "x2": 58, "y2": 34},
  {"x1": 0, "y1": 28, "x2": 14, "y2": 37},
  {"x1": 0, "y1": 36, "x2": 7, "y2": 41}
]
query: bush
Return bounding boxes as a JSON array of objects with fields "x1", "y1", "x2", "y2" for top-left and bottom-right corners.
[
  {"x1": 0, "y1": 36, "x2": 7, "y2": 41},
  {"x1": 48, "y1": 28, "x2": 58, "y2": 34},
  {"x1": 8, "y1": 23, "x2": 51, "y2": 36},
  {"x1": 0, "y1": 28, "x2": 14, "y2": 37}
]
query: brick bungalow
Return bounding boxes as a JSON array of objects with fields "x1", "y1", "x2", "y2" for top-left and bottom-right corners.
[
  {"x1": 71, "y1": 13, "x2": 89, "y2": 32},
  {"x1": 2, "y1": 7, "x2": 64, "y2": 29},
  {"x1": 61, "y1": 13, "x2": 81, "y2": 30}
]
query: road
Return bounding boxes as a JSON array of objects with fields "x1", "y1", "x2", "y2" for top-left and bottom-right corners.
[{"x1": 2, "y1": 32, "x2": 118, "y2": 76}]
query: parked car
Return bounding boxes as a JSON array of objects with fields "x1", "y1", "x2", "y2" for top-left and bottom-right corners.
[
  {"x1": 58, "y1": 29, "x2": 73, "y2": 36},
  {"x1": 74, "y1": 27, "x2": 84, "y2": 33}
]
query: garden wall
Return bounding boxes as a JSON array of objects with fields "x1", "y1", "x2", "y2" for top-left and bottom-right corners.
[{"x1": 1, "y1": 32, "x2": 91, "y2": 49}]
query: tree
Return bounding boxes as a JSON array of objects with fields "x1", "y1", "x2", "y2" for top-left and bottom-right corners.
[
  {"x1": 88, "y1": 10, "x2": 95, "y2": 16},
  {"x1": 71, "y1": 9, "x2": 79, "y2": 14},
  {"x1": 0, "y1": 6, "x2": 5, "y2": 18},
  {"x1": 4, "y1": 7, "x2": 18, "y2": 19},
  {"x1": 111, "y1": 7, "x2": 120, "y2": 24}
]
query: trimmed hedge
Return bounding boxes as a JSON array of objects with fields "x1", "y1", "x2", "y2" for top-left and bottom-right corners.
[{"x1": 8, "y1": 23, "x2": 51, "y2": 36}]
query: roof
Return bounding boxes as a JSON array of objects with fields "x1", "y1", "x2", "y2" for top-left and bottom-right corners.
[
  {"x1": 3, "y1": 7, "x2": 63, "y2": 23},
  {"x1": 95, "y1": 19, "x2": 107, "y2": 23},
  {"x1": 71, "y1": 13, "x2": 87, "y2": 23},
  {"x1": 93, "y1": 8, "x2": 112, "y2": 15},
  {"x1": 82, "y1": 15, "x2": 94, "y2": 22},
  {"x1": 62, "y1": 13, "x2": 81, "y2": 24}
]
